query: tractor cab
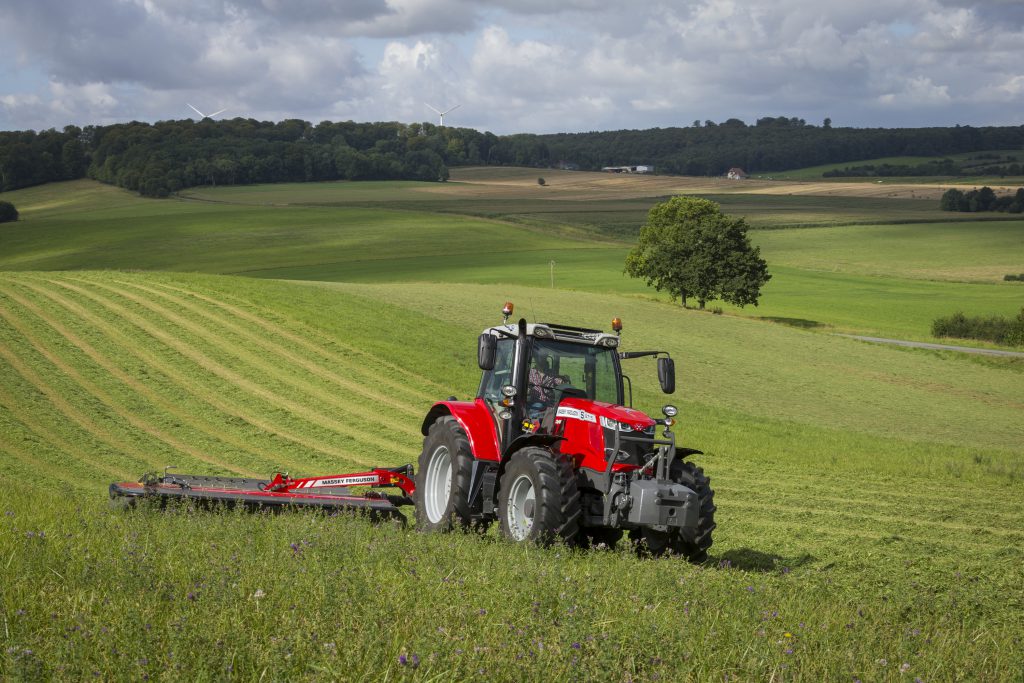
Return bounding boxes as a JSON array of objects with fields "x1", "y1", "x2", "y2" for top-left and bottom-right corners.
[
  {"x1": 477, "y1": 303, "x2": 674, "y2": 453},
  {"x1": 478, "y1": 320, "x2": 622, "y2": 439}
]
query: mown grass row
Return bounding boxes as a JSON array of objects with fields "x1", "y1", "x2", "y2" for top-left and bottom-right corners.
[{"x1": 0, "y1": 273, "x2": 447, "y2": 490}]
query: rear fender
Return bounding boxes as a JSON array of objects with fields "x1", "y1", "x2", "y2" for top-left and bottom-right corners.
[{"x1": 421, "y1": 399, "x2": 500, "y2": 462}]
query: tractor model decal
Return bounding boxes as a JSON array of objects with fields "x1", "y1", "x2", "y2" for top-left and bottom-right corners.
[{"x1": 556, "y1": 406, "x2": 597, "y2": 423}]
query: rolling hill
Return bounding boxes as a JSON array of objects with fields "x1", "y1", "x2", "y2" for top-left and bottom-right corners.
[{"x1": 1, "y1": 172, "x2": 1022, "y2": 680}]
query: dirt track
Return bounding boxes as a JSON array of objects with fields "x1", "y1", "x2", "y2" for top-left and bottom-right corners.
[{"x1": 836, "y1": 334, "x2": 1024, "y2": 358}]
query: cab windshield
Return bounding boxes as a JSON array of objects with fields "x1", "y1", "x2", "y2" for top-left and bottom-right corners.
[{"x1": 528, "y1": 339, "x2": 621, "y2": 407}]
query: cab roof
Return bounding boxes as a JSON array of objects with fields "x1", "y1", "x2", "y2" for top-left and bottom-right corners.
[{"x1": 483, "y1": 322, "x2": 621, "y2": 349}]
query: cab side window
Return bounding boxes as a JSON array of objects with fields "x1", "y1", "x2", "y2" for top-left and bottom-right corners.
[{"x1": 479, "y1": 339, "x2": 515, "y2": 401}]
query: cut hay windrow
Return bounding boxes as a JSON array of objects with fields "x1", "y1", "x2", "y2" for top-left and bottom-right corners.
[
  {"x1": 8, "y1": 279, "x2": 306, "y2": 473},
  {"x1": 22, "y1": 277, "x2": 387, "y2": 471},
  {"x1": 148, "y1": 280, "x2": 454, "y2": 400},
  {"x1": 0, "y1": 284, "x2": 255, "y2": 477},
  {"x1": 48, "y1": 278, "x2": 414, "y2": 465},
  {"x1": 72, "y1": 277, "x2": 424, "y2": 444},
  {"x1": 110, "y1": 278, "x2": 427, "y2": 424}
]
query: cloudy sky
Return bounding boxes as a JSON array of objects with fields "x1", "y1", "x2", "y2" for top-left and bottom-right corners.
[{"x1": 1, "y1": 0, "x2": 1022, "y2": 134}]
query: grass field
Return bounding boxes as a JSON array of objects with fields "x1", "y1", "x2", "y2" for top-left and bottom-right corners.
[
  {"x1": 2, "y1": 271, "x2": 1022, "y2": 681},
  {"x1": 2, "y1": 179, "x2": 1022, "y2": 343},
  {"x1": 1, "y1": 170, "x2": 1023, "y2": 680}
]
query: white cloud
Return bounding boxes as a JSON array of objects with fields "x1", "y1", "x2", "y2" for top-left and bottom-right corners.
[
  {"x1": 0, "y1": 0, "x2": 1022, "y2": 131},
  {"x1": 878, "y1": 76, "x2": 952, "y2": 107}
]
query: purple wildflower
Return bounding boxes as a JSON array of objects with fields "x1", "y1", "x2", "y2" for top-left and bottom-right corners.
[
  {"x1": 478, "y1": 608, "x2": 487, "y2": 615},
  {"x1": 746, "y1": 585, "x2": 755, "y2": 593},
  {"x1": 784, "y1": 648, "x2": 793, "y2": 655},
  {"x1": 187, "y1": 592, "x2": 196, "y2": 601},
  {"x1": 410, "y1": 654, "x2": 420, "y2": 668},
  {"x1": 572, "y1": 642, "x2": 581, "y2": 650},
  {"x1": 398, "y1": 654, "x2": 407, "y2": 666}
]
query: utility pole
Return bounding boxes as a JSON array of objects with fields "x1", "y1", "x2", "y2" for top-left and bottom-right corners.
[{"x1": 549, "y1": 260, "x2": 556, "y2": 288}]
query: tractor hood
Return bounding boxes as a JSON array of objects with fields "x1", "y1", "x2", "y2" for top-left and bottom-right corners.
[{"x1": 556, "y1": 397, "x2": 657, "y2": 432}]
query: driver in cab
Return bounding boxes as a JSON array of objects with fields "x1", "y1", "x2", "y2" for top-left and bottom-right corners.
[{"x1": 527, "y1": 348, "x2": 567, "y2": 417}]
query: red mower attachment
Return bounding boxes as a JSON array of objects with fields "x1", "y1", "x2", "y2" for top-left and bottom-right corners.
[{"x1": 109, "y1": 465, "x2": 415, "y2": 522}]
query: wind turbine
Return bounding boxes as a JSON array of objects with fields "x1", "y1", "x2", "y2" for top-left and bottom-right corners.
[
  {"x1": 187, "y1": 103, "x2": 227, "y2": 120},
  {"x1": 425, "y1": 103, "x2": 460, "y2": 127}
]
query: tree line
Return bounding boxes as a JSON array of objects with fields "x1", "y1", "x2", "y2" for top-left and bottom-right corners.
[
  {"x1": 823, "y1": 153, "x2": 1022, "y2": 178},
  {"x1": 940, "y1": 187, "x2": 1024, "y2": 213},
  {"x1": 2, "y1": 117, "x2": 1024, "y2": 197}
]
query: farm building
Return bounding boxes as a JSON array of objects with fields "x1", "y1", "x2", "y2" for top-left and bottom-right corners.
[
  {"x1": 726, "y1": 167, "x2": 749, "y2": 180},
  {"x1": 601, "y1": 165, "x2": 654, "y2": 174}
]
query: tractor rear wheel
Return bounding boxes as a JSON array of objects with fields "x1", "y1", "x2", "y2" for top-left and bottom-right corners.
[
  {"x1": 630, "y1": 461, "x2": 716, "y2": 562},
  {"x1": 414, "y1": 416, "x2": 475, "y2": 532},
  {"x1": 498, "y1": 447, "x2": 581, "y2": 546}
]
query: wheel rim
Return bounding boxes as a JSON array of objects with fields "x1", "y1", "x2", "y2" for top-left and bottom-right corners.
[
  {"x1": 424, "y1": 445, "x2": 452, "y2": 524},
  {"x1": 506, "y1": 474, "x2": 536, "y2": 541}
]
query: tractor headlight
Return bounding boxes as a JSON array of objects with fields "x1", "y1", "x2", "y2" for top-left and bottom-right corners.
[
  {"x1": 533, "y1": 325, "x2": 553, "y2": 338},
  {"x1": 498, "y1": 409, "x2": 513, "y2": 420},
  {"x1": 600, "y1": 416, "x2": 633, "y2": 432},
  {"x1": 662, "y1": 404, "x2": 678, "y2": 418},
  {"x1": 501, "y1": 385, "x2": 516, "y2": 397},
  {"x1": 599, "y1": 336, "x2": 620, "y2": 348}
]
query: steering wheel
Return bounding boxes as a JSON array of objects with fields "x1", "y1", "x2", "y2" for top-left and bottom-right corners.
[{"x1": 554, "y1": 384, "x2": 587, "y2": 401}]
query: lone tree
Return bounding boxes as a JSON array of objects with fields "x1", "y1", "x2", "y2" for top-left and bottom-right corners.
[
  {"x1": 624, "y1": 196, "x2": 770, "y2": 309},
  {"x1": 0, "y1": 200, "x2": 18, "y2": 223}
]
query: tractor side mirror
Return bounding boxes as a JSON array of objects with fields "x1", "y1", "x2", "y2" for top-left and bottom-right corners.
[
  {"x1": 657, "y1": 357, "x2": 676, "y2": 394},
  {"x1": 478, "y1": 334, "x2": 497, "y2": 370}
]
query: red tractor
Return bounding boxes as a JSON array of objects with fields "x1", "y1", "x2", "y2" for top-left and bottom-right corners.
[
  {"x1": 413, "y1": 303, "x2": 715, "y2": 559},
  {"x1": 110, "y1": 303, "x2": 715, "y2": 560}
]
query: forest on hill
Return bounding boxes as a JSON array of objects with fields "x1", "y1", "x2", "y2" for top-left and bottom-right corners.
[{"x1": 2, "y1": 116, "x2": 1023, "y2": 197}]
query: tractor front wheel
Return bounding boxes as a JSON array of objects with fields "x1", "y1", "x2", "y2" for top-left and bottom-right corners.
[
  {"x1": 498, "y1": 447, "x2": 581, "y2": 546},
  {"x1": 414, "y1": 416, "x2": 475, "y2": 532},
  {"x1": 630, "y1": 460, "x2": 716, "y2": 562}
]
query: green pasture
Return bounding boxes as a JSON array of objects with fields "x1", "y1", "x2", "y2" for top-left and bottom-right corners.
[
  {"x1": 2, "y1": 179, "x2": 1021, "y2": 343},
  {"x1": 1, "y1": 182, "x2": 597, "y2": 274},
  {"x1": 765, "y1": 150, "x2": 1024, "y2": 182},
  {"x1": 1, "y1": 271, "x2": 1022, "y2": 680},
  {"x1": 181, "y1": 177, "x2": 995, "y2": 233}
]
